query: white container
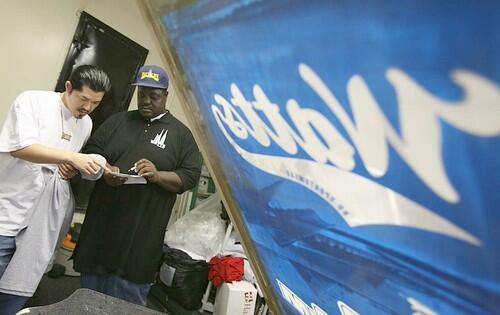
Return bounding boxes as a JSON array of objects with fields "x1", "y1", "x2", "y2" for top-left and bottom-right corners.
[{"x1": 215, "y1": 280, "x2": 257, "y2": 315}]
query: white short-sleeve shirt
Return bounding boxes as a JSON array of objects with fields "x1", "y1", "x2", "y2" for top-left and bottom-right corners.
[{"x1": 0, "y1": 90, "x2": 93, "y2": 236}]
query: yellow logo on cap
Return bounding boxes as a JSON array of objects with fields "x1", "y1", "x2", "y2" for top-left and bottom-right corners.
[{"x1": 141, "y1": 69, "x2": 160, "y2": 82}]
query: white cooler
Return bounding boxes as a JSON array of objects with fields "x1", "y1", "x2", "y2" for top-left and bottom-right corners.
[{"x1": 214, "y1": 280, "x2": 257, "y2": 315}]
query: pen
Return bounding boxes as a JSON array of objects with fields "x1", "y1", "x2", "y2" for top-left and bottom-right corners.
[{"x1": 127, "y1": 165, "x2": 137, "y2": 173}]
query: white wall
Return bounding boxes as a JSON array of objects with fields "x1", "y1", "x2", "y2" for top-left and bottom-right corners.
[
  {"x1": 0, "y1": 0, "x2": 191, "y2": 218},
  {"x1": 0, "y1": 0, "x2": 188, "y2": 125}
]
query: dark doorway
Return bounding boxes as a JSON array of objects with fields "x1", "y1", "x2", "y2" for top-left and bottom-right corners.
[
  {"x1": 55, "y1": 11, "x2": 148, "y2": 132},
  {"x1": 57, "y1": 11, "x2": 149, "y2": 211}
]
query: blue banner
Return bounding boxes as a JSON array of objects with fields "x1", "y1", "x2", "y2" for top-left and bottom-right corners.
[{"x1": 161, "y1": 1, "x2": 500, "y2": 314}]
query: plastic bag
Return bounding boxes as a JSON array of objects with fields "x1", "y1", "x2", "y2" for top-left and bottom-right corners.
[
  {"x1": 160, "y1": 246, "x2": 209, "y2": 310},
  {"x1": 164, "y1": 193, "x2": 226, "y2": 261}
]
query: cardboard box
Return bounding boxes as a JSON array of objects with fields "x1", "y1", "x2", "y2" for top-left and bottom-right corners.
[{"x1": 215, "y1": 281, "x2": 257, "y2": 315}]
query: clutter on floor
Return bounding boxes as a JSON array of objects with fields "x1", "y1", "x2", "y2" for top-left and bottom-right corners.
[
  {"x1": 160, "y1": 245, "x2": 209, "y2": 310},
  {"x1": 214, "y1": 280, "x2": 257, "y2": 315},
  {"x1": 208, "y1": 256, "x2": 244, "y2": 287},
  {"x1": 30, "y1": 192, "x2": 270, "y2": 314},
  {"x1": 158, "y1": 193, "x2": 272, "y2": 315}
]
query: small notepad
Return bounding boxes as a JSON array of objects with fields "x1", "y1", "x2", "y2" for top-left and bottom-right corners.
[{"x1": 110, "y1": 172, "x2": 147, "y2": 184}]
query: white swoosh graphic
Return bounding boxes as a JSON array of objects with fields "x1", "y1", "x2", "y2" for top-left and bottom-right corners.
[{"x1": 213, "y1": 107, "x2": 481, "y2": 246}]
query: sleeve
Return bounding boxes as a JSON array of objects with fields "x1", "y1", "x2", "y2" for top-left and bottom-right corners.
[
  {"x1": 174, "y1": 128, "x2": 202, "y2": 193},
  {"x1": 80, "y1": 154, "x2": 107, "y2": 181},
  {"x1": 0, "y1": 92, "x2": 40, "y2": 152}
]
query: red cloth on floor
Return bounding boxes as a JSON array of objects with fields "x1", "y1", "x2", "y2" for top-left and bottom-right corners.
[{"x1": 208, "y1": 255, "x2": 244, "y2": 287}]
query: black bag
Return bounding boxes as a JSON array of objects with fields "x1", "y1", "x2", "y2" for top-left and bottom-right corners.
[{"x1": 160, "y1": 246, "x2": 209, "y2": 310}]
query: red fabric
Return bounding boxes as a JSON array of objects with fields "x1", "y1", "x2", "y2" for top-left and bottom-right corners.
[{"x1": 208, "y1": 256, "x2": 244, "y2": 287}]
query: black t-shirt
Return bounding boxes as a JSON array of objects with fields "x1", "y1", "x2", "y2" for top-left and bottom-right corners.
[{"x1": 73, "y1": 110, "x2": 201, "y2": 283}]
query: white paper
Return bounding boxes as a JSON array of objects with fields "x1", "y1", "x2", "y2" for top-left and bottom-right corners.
[
  {"x1": 110, "y1": 172, "x2": 147, "y2": 184},
  {"x1": 159, "y1": 263, "x2": 176, "y2": 287}
]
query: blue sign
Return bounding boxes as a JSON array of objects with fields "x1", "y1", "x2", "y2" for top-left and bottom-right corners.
[{"x1": 161, "y1": 1, "x2": 500, "y2": 314}]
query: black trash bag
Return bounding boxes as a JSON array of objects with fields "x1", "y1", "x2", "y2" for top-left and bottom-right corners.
[{"x1": 160, "y1": 245, "x2": 209, "y2": 310}]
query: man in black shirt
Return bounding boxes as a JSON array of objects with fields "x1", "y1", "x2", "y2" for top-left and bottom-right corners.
[{"x1": 73, "y1": 65, "x2": 201, "y2": 306}]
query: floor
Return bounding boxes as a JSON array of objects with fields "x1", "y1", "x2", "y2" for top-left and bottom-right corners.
[
  {"x1": 22, "y1": 274, "x2": 169, "y2": 313},
  {"x1": 21, "y1": 274, "x2": 211, "y2": 315},
  {"x1": 25, "y1": 274, "x2": 81, "y2": 308}
]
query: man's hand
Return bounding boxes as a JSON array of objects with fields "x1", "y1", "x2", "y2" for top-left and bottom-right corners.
[
  {"x1": 58, "y1": 162, "x2": 78, "y2": 180},
  {"x1": 10, "y1": 145, "x2": 109, "y2": 175},
  {"x1": 136, "y1": 159, "x2": 159, "y2": 183},
  {"x1": 70, "y1": 153, "x2": 109, "y2": 176},
  {"x1": 103, "y1": 165, "x2": 127, "y2": 187},
  {"x1": 135, "y1": 158, "x2": 183, "y2": 192}
]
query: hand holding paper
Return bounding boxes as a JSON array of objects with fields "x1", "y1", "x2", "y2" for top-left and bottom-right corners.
[{"x1": 103, "y1": 164, "x2": 147, "y2": 186}]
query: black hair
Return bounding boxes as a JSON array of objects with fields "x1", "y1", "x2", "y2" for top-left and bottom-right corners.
[{"x1": 68, "y1": 65, "x2": 111, "y2": 93}]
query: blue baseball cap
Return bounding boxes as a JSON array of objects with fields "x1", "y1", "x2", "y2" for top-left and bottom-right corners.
[{"x1": 132, "y1": 65, "x2": 169, "y2": 89}]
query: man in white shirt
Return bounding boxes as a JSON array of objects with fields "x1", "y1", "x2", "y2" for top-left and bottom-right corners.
[{"x1": 0, "y1": 65, "x2": 111, "y2": 314}]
